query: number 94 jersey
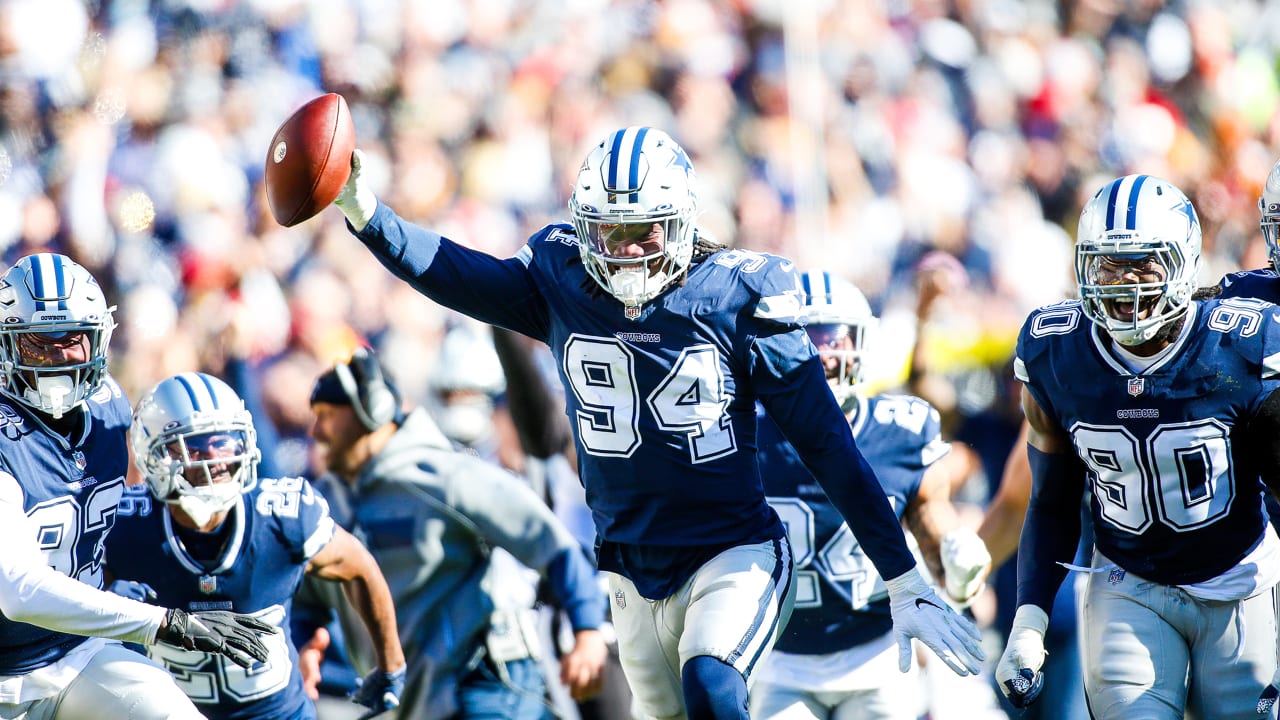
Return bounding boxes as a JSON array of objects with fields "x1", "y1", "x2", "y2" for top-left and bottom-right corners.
[
  {"x1": 105, "y1": 478, "x2": 336, "y2": 720},
  {"x1": 1015, "y1": 298, "x2": 1280, "y2": 586},
  {"x1": 758, "y1": 394, "x2": 948, "y2": 655}
]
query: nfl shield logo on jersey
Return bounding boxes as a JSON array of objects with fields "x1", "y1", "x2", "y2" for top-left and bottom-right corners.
[
  {"x1": 198, "y1": 575, "x2": 218, "y2": 594},
  {"x1": 614, "y1": 588, "x2": 626, "y2": 610},
  {"x1": 1126, "y1": 377, "x2": 1144, "y2": 397},
  {"x1": 1107, "y1": 567, "x2": 1126, "y2": 584}
]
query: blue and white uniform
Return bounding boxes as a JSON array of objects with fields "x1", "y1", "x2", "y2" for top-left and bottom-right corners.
[
  {"x1": 753, "y1": 394, "x2": 949, "y2": 718},
  {"x1": 106, "y1": 479, "x2": 335, "y2": 720},
  {"x1": 1016, "y1": 298, "x2": 1280, "y2": 718},
  {"x1": 351, "y1": 205, "x2": 915, "y2": 717},
  {"x1": 0, "y1": 379, "x2": 196, "y2": 718}
]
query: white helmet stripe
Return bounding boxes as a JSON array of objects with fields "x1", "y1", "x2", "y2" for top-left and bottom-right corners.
[
  {"x1": 175, "y1": 371, "x2": 219, "y2": 412},
  {"x1": 605, "y1": 127, "x2": 649, "y2": 201},
  {"x1": 1105, "y1": 174, "x2": 1149, "y2": 232},
  {"x1": 31, "y1": 253, "x2": 68, "y2": 311}
]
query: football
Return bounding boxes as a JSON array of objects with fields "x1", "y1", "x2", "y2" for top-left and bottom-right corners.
[{"x1": 264, "y1": 93, "x2": 355, "y2": 227}]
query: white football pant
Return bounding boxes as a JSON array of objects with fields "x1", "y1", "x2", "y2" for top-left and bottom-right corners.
[
  {"x1": 1082, "y1": 550, "x2": 1279, "y2": 719},
  {"x1": 0, "y1": 638, "x2": 204, "y2": 720},
  {"x1": 604, "y1": 537, "x2": 794, "y2": 720},
  {"x1": 750, "y1": 633, "x2": 921, "y2": 720}
]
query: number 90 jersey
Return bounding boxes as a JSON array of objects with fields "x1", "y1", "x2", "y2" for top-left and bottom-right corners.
[
  {"x1": 758, "y1": 394, "x2": 948, "y2": 655},
  {"x1": 105, "y1": 479, "x2": 335, "y2": 720},
  {"x1": 1015, "y1": 298, "x2": 1280, "y2": 585}
]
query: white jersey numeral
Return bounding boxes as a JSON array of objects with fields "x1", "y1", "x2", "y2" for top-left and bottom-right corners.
[
  {"x1": 1073, "y1": 420, "x2": 1234, "y2": 534},
  {"x1": 150, "y1": 605, "x2": 291, "y2": 703},
  {"x1": 563, "y1": 335, "x2": 736, "y2": 462},
  {"x1": 28, "y1": 478, "x2": 124, "y2": 585},
  {"x1": 768, "y1": 496, "x2": 890, "y2": 611}
]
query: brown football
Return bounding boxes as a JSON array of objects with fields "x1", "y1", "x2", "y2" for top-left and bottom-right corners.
[{"x1": 264, "y1": 93, "x2": 355, "y2": 227}]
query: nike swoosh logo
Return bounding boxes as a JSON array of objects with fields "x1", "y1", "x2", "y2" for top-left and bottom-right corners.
[
  {"x1": 915, "y1": 598, "x2": 942, "y2": 611},
  {"x1": 779, "y1": 261, "x2": 794, "y2": 272}
]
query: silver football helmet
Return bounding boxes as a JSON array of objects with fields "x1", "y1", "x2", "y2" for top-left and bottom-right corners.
[
  {"x1": 0, "y1": 253, "x2": 115, "y2": 419},
  {"x1": 569, "y1": 127, "x2": 699, "y2": 313},
  {"x1": 131, "y1": 372, "x2": 260, "y2": 526},
  {"x1": 800, "y1": 271, "x2": 876, "y2": 400},
  {"x1": 1076, "y1": 174, "x2": 1201, "y2": 346},
  {"x1": 1259, "y1": 158, "x2": 1280, "y2": 274}
]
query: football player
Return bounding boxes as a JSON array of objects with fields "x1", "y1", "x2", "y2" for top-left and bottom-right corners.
[
  {"x1": 328, "y1": 126, "x2": 984, "y2": 718},
  {"x1": 0, "y1": 253, "x2": 273, "y2": 719},
  {"x1": 750, "y1": 271, "x2": 991, "y2": 720},
  {"x1": 106, "y1": 372, "x2": 406, "y2": 720},
  {"x1": 996, "y1": 175, "x2": 1280, "y2": 719}
]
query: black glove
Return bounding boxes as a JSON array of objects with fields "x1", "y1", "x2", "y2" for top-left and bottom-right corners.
[{"x1": 156, "y1": 609, "x2": 274, "y2": 669}]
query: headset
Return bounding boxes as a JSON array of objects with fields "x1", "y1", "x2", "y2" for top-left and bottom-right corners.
[{"x1": 334, "y1": 347, "x2": 400, "y2": 432}]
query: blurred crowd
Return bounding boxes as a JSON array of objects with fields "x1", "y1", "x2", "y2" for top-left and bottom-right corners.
[{"x1": 2, "y1": 0, "x2": 1280, "y2": 482}]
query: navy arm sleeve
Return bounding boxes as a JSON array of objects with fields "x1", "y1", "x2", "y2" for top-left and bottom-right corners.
[
  {"x1": 543, "y1": 546, "x2": 606, "y2": 632},
  {"x1": 757, "y1": 352, "x2": 916, "y2": 580},
  {"x1": 1015, "y1": 444, "x2": 1086, "y2": 612},
  {"x1": 353, "y1": 203, "x2": 551, "y2": 340}
]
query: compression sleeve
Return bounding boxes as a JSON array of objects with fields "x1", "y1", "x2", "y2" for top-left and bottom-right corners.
[
  {"x1": 1015, "y1": 444, "x2": 1087, "y2": 612},
  {"x1": 757, "y1": 354, "x2": 915, "y2": 580},
  {"x1": 1252, "y1": 386, "x2": 1280, "y2": 497},
  {"x1": 0, "y1": 475, "x2": 165, "y2": 645}
]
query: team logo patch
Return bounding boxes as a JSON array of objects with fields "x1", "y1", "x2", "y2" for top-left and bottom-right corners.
[
  {"x1": 1126, "y1": 377, "x2": 1145, "y2": 396},
  {"x1": 198, "y1": 574, "x2": 218, "y2": 595},
  {"x1": 614, "y1": 588, "x2": 626, "y2": 610},
  {"x1": 1107, "y1": 567, "x2": 1126, "y2": 584}
]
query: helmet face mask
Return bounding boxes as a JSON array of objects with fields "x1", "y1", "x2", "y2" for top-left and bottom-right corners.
[
  {"x1": 569, "y1": 127, "x2": 699, "y2": 311},
  {"x1": 1076, "y1": 175, "x2": 1201, "y2": 347},
  {"x1": 799, "y1": 271, "x2": 876, "y2": 400},
  {"x1": 0, "y1": 254, "x2": 115, "y2": 419},
  {"x1": 1259, "y1": 158, "x2": 1280, "y2": 274},
  {"x1": 131, "y1": 373, "x2": 260, "y2": 526}
]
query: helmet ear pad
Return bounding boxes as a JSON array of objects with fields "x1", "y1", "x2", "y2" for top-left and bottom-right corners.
[{"x1": 335, "y1": 347, "x2": 399, "y2": 432}]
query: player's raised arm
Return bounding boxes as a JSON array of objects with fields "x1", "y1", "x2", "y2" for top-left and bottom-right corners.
[{"x1": 332, "y1": 150, "x2": 551, "y2": 339}]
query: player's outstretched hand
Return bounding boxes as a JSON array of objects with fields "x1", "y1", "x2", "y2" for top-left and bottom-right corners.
[
  {"x1": 156, "y1": 609, "x2": 274, "y2": 669},
  {"x1": 350, "y1": 665, "x2": 406, "y2": 720},
  {"x1": 940, "y1": 528, "x2": 991, "y2": 607},
  {"x1": 108, "y1": 579, "x2": 158, "y2": 603},
  {"x1": 333, "y1": 149, "x2": 377, "y2": 231},
  {"x1": 885, "y1": 567, "x2": 985, "y2": 676},
  {"x1": 1259, "y1": 664, "x2": 1280, "y2": 716},
  {"x1": 995, "y1": 604, "x2": 1049, "y2": 708}
]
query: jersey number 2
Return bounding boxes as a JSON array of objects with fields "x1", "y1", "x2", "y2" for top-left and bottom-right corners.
[{"x1": 563, "y1": 335, "x2": 736, "y2": 463}]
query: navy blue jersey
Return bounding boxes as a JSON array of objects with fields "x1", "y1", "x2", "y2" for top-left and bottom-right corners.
[
  {"x1": 0, "y1": 378, "x2": 131, "y2": 674},
  {"x1": 1016, "y1": 299, "x2": 1280, "y2": 585},
  {"x1": 760, "y1": 394, "x2": 947, "y2": 654},
  {"x1": 105, "y1": 479, "x2": 335, "y2": 720},
  {"x1": 1218, "y1": 268, "x2": 1280, "y2": 304},
  {"x1": 354, "y1": 207, "x2": 916, "y2": 597}
]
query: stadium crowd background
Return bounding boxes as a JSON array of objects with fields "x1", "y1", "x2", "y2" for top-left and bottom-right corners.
[{"x1": 1, "y1": 2, "x2": 1279, "y2": 703}]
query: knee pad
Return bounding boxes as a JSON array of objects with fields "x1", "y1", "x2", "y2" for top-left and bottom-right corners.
[{"x1": 682, "y1": 655, "x2": 748, "y2": 720}]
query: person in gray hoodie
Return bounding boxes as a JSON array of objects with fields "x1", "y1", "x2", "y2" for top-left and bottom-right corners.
[{"x1": 297, "y1": 346, "x2": 608, "y2": 720}]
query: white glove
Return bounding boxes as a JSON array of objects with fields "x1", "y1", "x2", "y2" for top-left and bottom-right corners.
[
  {"x1": 995, "y1": 604, "x2": 1049, "y2": 708},
  {"x1": 334, "y1": 149, "x2": 378, "y2": 232},
  {"x1": 885, "y1": 566, "x2": 985, "y2": 676},
  {"x1": 940, "y1": 528, "x2": 991, "y2": 607}
]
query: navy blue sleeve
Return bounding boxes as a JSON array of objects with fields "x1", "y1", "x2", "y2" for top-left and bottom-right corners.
[
  {"x1": 1016, "y1": 444, "x2": 1086, "y2": 612},
  {"x1": 755, "y1": 351, "x2": 916, "y2": 581},
  {"x1": 353, "y1": 203, "x2": 552, "y2": 340},
  {"x1": 543, "y1": 546, "x2": 606, "y2": 632}
]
